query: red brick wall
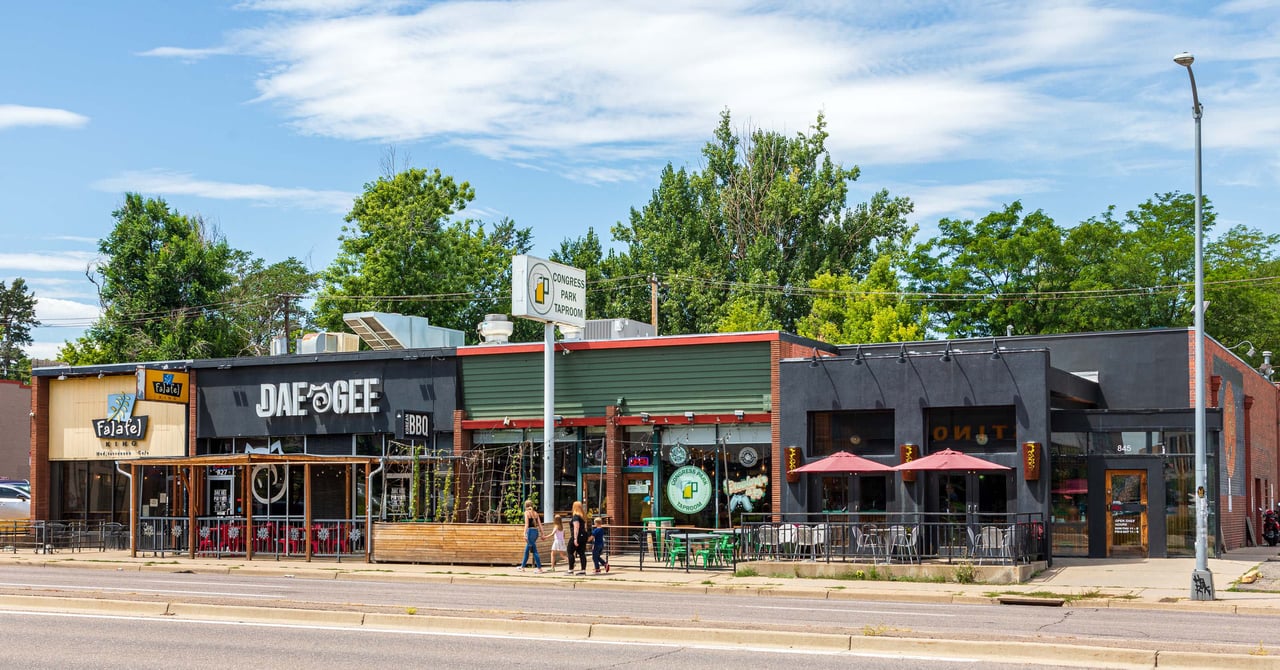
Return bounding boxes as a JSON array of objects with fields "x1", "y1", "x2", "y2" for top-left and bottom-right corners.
[
  {"x1": 29, "y1": 376, "x2": 49, "y2": 520},
  {"x1": 1202, "y1": 335, "x2": 1279, "y2": 551}
]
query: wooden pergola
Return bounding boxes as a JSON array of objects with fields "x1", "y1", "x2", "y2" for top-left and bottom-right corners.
[{"x1": 124, "y1": 453, "x2": 379, "y2": 562}]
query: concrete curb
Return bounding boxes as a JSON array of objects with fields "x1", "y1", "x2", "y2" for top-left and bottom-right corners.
[
  {"x1": 166, "y1": 602, "x2": 366, "y2": 626},
  {"x1": 365, "y1": 612, "x2": 592, "y2": 638},
  {"x1": 588, "y1": 623, "x2": 852, "y2": 651},
  {"x1": 0, "y1": 594, "x2": 168, "y2": 616}
]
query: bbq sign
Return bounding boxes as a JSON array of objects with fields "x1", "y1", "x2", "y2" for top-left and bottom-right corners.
[{"x1": 137, "y1": 368, "x2": 189, "y2": 404}]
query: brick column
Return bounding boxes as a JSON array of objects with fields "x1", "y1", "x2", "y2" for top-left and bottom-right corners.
[
  {"x1": 452, "y1": 409, "x2": 473, "y2": 522},
  {"x1": 30, "y1": 376, "x2": 50, "y2": 520},
  {"x1": 605, "y1": 405, "x2": 623, "y2": 526}
]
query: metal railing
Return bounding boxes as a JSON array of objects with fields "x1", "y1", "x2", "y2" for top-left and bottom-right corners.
[
  {"x1": 739, "y1": 512, "x2": 1046, "y2": 565},
  {"x1": 194, "y1": 516, "x2": 367, "y2": 559}
]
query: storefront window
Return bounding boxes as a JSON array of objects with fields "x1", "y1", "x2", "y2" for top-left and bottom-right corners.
[
  {"x1": 810, "y1": 410, "x2": 894, "y2": 456},
  {"x1": 926, "y1": 406, "x2": 1016, "y2": 451},
  {"x1": 355, "y1": 434, "x2": 382, "y2": 457},
  {"x1": 1051, "y1": 432, "x2": 1088, "y2": 557}
]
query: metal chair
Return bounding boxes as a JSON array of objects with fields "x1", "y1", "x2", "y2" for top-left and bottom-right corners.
[
  {"x1": 888, "y1": 525, "x2": 919, "y2": 563},
  {"x1": 854, "y1": 524, "x2": 884, "y2": 564}
]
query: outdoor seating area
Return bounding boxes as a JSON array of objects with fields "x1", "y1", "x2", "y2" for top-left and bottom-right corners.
[{"x1": 739, "y1": 512, "x2": 1045, "y2": 566}]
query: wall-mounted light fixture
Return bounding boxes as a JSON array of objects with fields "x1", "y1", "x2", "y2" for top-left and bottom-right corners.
[
  {"x1": 852, "y1": 345, "x2": 864, "y2": 366},
  {"x1": 734, "y1": 409, "x2": 745, "y2": 420},
  {"x1": 990, "y1": 338, "x2": 1002, "y2": 360},
  {"x1": 809, "y1": 353, "x2": 820, "y2": 368},
  {"x1": 97, "y1": 372, "x2": 105, "y2": 379},
  {"x1": 57, "y1": 374, "x2": 67, "y2": 381},
  {"x1": 941, "y1": 341, "x2": 953, "y2": 363},
  {"x1": 639, "y1": 412, "x2": 651, "y2": 423},
  {"x1": 684, "y1": 411, "x2": 696, "y2": 422},
  {"x1": 897, "y1": 343, "x2": 907, "y2": 364}
]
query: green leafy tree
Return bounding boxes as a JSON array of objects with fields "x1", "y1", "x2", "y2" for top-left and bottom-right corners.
[
  {"x1": 60, "y1": 194, "x2": 239, "y2": 364},
  {"x1": 0, "y1": 277, "x2": 39, "y2": 380},
  {"x1": 904, "y1": 202, "x2": 1072, "y2": 337},
  {"x1": 580, "y1": 110, "x2": 912, "y2": 335},
  {"x1": 796, "y1": 255, "x2": 928, "y2": 343},
  {"x1": 315, "y1": 168, "x2": 533, "y2": 342},
  {"x1": 224, "y1": 255, "x2": 319, "y2": 356}
]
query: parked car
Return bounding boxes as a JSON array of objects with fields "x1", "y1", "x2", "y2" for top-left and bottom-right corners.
[{"x1": 0, "y1": 482, "x2": 31, "y2": 520}]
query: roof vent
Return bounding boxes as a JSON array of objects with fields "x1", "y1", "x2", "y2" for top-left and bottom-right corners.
[
  {"x1": 342, "y1": 312, "x2": 464, "y2": 350},
  {"x1": 297, "y1": 332, "x2": 361, "y2": 354},
  {"x1": 477, "y1": 314, "x2": 515, "y2": 344},
  {"x1": 583, "y1": 318, "x2": 655, "y2": 341}
]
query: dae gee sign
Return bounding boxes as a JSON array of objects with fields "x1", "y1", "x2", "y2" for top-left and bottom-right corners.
[{"x1": 512, "y1": 255, "x2": 586, "y2": 328}]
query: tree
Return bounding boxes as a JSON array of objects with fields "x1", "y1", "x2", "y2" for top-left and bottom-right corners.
[
  {"x1": 60, "y1": 194, "x2": 239, "y2": 364},
  {"x1": 0, "y1": 277, "x2": 39, "y2": 380},
  {"x1": 223, "y1": 255, "x2": 319, "y2": 356},
  {"x1": 902, "y1": 192, "x2": 1280, "y2": 350},
  {"x1": 579, "y1": 110, "x2": 913, "y2": 335},
  {"x1": 795, "y1": 256, "x2": 928, "y2": 343},
  {"x1": 314, "y1": 168, "x2": 534, "y2": 341},
  {"x1": 903, "y1": 201, "x2": 1072, "y2": 338}
]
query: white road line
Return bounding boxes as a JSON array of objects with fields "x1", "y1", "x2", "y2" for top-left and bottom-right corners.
[
  {"x1": 742, "y1": 605, "x2": 955, "y2": 617},
  {"x1": 0, "y1": 582, "x2": 274, "y2": 598}
]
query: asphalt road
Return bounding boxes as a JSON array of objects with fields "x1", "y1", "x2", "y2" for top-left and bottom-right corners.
[
  {"x1": 0, "y1": 565, "x2": 1271, "y2": 656},
  {"x1": 0, "y1": 609, "x2": 1083, "y2": 670}
]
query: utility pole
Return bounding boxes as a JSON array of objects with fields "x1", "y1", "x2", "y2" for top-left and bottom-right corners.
[
  {"x1": 649, "y1": 273, "x2": 660, "y2": 335},
  {"x1": 280, "y1": 293, "x2": 302, "y2": 354}
]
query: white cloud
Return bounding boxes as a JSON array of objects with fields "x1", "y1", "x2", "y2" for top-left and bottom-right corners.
[
  {"x1": 33, "y1": 296, "x2": 101, "y2": 325},
  {"x1": 140, "y1": 1, "x2": 1280, "y2": 188},
  {"x1": 24, "y1": 341, "x2": 66, "y2": 361},
  {"x1": 136, "y1": 45, "x2": 236, "y2": 61},
  {"x1": 0, "y1": 251, "x2": 98, "y2": 274},
  {"x1": 0, "y1": 105, "x2": 89, "y2": 131},
  {"x1": 92, "y1": 170, "x2": 356, "y2": 212},
  {"x1": 902, "y1": 179, "x2": 1053, "y2": 225}
]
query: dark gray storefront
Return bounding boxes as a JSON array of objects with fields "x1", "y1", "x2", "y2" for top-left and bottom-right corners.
[
  {"x1": 192, "y1": 350, "x2": 458, "y2": 521},
  {"x1": 781, "y1": 330, "x2": 1228, "y2": 560}
]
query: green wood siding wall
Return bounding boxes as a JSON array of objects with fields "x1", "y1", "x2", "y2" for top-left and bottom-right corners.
[{"x1": 462, "y1": 342, "x2": 772, "y2": 419}]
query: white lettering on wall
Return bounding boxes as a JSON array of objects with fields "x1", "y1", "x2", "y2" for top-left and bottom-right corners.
[{"x1": 254, "y1": 378, "x2": 381, "y2": 417}]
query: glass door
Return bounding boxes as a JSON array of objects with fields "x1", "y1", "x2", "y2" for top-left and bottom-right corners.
[
  {"x1": 1106, "y1": 469, "x2": 1148, "y2": 557},
  {"x1": 624, "y1": 474, "x2": 653, "y2": 526}
]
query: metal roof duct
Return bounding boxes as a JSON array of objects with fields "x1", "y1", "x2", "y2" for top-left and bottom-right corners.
[{"x1": 342, "y1": 312, "x2": 465, "y2": 350}]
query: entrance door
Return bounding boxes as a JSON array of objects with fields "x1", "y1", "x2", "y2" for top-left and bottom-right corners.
[
  {"x1": 1106, "y1": 469, "x2": 1148, "y2": 557},
  {"x1": 624, "y1": 474, "x2": 653, "y2": 526}
]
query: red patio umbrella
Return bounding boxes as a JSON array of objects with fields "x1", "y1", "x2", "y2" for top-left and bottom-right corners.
[
  {"x1": 893, "y1": 448, "x2": 1011, "y2": 472},
  {"x1": 791, "y1": 450, "x2": 894, "y2": 473}
]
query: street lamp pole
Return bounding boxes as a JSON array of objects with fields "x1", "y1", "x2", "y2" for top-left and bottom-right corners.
[{"x1": 1175, "y1": 51, "x2": 1213, "y2": 601}]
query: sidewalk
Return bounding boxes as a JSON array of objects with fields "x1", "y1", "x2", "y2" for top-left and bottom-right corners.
[{"x1": 4, "y1": 544, "x2": 1279, "y2": 612}]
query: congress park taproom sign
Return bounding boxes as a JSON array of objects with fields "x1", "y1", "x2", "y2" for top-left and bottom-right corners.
[
  {"x1": 255, "y1": 377, "x2": 382, "y2": 417},
  {"x1": 510, "y1": 255, "x2": 587, "y2": 328}
]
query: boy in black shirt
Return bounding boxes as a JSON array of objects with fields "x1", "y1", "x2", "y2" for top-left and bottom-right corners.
[{"x1": 590, "y1": 517, "x2": 609, "y2": 573}]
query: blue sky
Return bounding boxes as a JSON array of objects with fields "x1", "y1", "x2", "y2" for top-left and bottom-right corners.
[{"x1": 3, "y1": 1, "x2": 1278, "y2": 359}]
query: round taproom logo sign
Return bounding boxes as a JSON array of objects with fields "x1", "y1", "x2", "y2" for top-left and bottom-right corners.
[{"x1": 666, "y1": 466, "x2": 712, "y2": 515}]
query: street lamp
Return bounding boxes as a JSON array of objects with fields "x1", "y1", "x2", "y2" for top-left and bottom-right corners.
[{"x1": 1175, "y1": 51, "x2": 1213, "y2": 601}]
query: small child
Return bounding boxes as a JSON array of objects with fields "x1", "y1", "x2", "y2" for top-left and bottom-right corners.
[
  {"x1": 589, "y1": 517, "x2": 609, "y2": 574},
  {"x1": 548, "y1": 515, "x2": 567, "y2": 571}
]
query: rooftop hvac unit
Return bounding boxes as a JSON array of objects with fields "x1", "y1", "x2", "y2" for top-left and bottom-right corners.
[
  {"x1": 297, "y1": 332, "x2": 361, "y2": 354},
  {"x1": 342, "y1": 312, "x2": 465, "y2": 350},
  {"x1": 269, "y1": 335, "x2": 289, "y2": 355},
  {"x1": 583, "y1": 318, "x2": 655, "y2": 341}
]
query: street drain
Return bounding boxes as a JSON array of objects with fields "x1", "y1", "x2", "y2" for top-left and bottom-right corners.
[{"x1": 996, "y1": 596, "x2": 1065, "y2": 607}]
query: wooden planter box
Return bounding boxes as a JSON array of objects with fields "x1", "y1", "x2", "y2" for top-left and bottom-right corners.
[{"x1": 372, "y1": 522, "x2": 551, "y2": 565}]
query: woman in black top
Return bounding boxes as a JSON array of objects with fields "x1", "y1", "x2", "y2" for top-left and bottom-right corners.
[
  {"x1": 567, "y1": 500, "x2": 588, "y2": 575},
  {"x1": 518, "y1": 499, "x2": 543, "y2": 573}
]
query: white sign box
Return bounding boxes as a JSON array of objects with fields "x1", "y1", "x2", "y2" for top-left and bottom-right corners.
[{"x1": 511, "y1": 255, "x2": 587, "y2": 327}]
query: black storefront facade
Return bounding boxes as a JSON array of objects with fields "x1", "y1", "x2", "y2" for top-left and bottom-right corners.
[
  {"x1": 779, "y1": 329, "x2": 1254, "y2": 560},
  {"x1": 186, "y1": 349, "x2": 458, "y2": 557}
]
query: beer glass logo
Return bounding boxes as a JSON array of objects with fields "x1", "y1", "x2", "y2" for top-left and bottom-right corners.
[{"x1": 528, "y1": 260, "x2": 552, "y2": 317}]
